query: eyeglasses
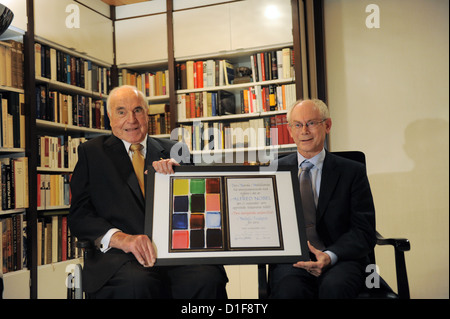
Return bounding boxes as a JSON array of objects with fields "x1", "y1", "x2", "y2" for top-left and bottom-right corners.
[{"x1": 290, "y1": 119, "x2": 327, "y2": 130}]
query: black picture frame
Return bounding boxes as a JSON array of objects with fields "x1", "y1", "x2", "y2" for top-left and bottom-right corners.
[{"x1": 144, "y1": 165, "x2": 308, "y2": 266}]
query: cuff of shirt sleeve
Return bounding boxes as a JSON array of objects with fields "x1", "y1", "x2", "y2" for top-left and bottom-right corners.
[
  {"x1": 99, "y1": 228, "x2": 122, "y2": 253},
  {"x1": 324, "y1": 250, "x2": 338, "y2": 266}
]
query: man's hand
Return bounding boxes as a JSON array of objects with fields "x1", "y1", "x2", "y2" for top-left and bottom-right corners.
[
  {"x1": 109, "y1": 232, "x2": 156, "y2": 267},
  {"x1": 293, "y1": 241, "x2": 331, "y2": 277},
  {"x1": 152, "y1": 158, "x2": 179, "y2": 175}
]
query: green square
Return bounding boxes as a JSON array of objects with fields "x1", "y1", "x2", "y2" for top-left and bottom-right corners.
[{"x1": 190, "y1": 178, "x2": 205, "y2": 194}]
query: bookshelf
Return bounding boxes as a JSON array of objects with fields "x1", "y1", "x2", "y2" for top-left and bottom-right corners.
[
  {"x1": 174, "y1": 47, "x2": 298, "y2": 162},
  {"x1": 1, "y1": 0, "x2": 327, "y2": 299},
  {"x1": 31, "y1": 37, "x2": 112, "y2": 299},
  {"x1": 2, "y1": 0, "x2": 116, "y2": 299},
  {"x1": 1, "y1": 34, "x2": 29, "y2": 298}
]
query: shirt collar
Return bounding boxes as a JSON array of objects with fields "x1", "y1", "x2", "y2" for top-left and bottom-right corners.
[
  {"x1": 297, "y1": 148, "x2": 326, "y2": 169},
  {"x1": 122, "y1": 135, "x2": 148, "y2": 154}
]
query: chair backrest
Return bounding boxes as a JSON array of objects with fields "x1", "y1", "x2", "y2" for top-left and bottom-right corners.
[
  {"x1": 331, "y1": 151, "x2": 366, "y2": 167},
  {"x1": 330, "y1": 151, "x2": 376, "y2": 265}
]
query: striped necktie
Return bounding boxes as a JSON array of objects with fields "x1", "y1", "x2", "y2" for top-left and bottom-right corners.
[{"x1": 299, "y1": 161, "x2": 324, "y2": 250}]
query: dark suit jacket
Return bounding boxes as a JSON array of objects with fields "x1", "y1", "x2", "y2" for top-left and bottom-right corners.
[
  {"x1": 276, "y1": 151, "x2": 376, "y2": 262},
  {"x1": 68, "y1": 134, "x2": 190, "y2": 293}
]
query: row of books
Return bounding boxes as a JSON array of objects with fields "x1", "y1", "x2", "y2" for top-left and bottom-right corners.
[
  {"x1": 37, "y1": 214, "x2": 81, "y2": 266},
  {"x1": 176, "y1": 59, "x2": 234, "y2": 90},
  {"x1": 0, "y1": 40, "x2": 24, "y2": 89},
  {"x1": 241, "y1": 83, "x2": 296, "y2": 113},
  {"x1": 176, "y1": 83, "x2": 296, "y2": 121},
  {"x1": 177, "y1": 114, "x2": 294, "y2": 152},
  {"x1": 37, "y1": 174, "x2": 71, "y2": 210},
  {"x1": 0, "y1": 92, "x2": 26, "y2": 149},
  {"x1": 250, "y1": 48, "x2": 295, "y2": 83},
  {"x1": 119, "y1": 69, "x2": 169, "y2": 97},
  {"x1": 177, "y1": 90, "x2": 235, "y2": 120},
  {"x1": 35, "y1": 43, "x2": 111, "y2": 95},
  {"x1": 1, "y1": 157, "x2": 29, "y2": 211},
  {"x1": 148, "y1": 104, "x2": 171, "y2": 136},
  {"x1": 36, "y1": 85, "x2": 110, "y2": 130},
  {"x1": 175, "y1": 48, "x2": 295, "y2": 91},
  {"x1": 37, "y1": 135, "x2": 87, "y2": 170},
  {"x1": 1, "y1": 213, "x2": 26, "y2": 274}
]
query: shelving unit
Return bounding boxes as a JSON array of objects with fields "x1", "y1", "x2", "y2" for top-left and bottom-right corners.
[
  {"x1": 1, "y1": 32, "x2": 29, "y2": 299},
  {"x1": 31, "y1": 38, "x2": 112, "y2": 299}
]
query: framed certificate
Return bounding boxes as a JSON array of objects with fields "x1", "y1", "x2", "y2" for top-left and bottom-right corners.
[{"x1": 144, "y1": 165, "x2": 308, "y2": 265}]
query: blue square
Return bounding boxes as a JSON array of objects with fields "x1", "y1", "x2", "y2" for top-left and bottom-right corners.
[
  {"x1": 206, "y1": 212, "x2": 221, "y2": 228},
  {"x1": 173, "y1": 213, "x2": 188, "y2": 229}
]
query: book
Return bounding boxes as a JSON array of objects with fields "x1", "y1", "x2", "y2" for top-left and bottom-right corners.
[
  {"x1": 222, "y1": 60, "x2": 235, "y2": 85},
  {"x1": 4, "y1": 40, "x2": 24, "y2": 89},
  {"x1": 34, "y1": 42, "x2": 111, "y2": 94},
  {"x1": 36, "y1": 213, "x2": 80, "y2": 265},
  {"x1": 148, "y1": 104, "x2": 171, "y2": 135},
  {"x1": 1, "y1": 213, "x2": 26, "y2": 273},
  {"x1": 0, "y1": 42, "x2": 11, "y2": 87},
  {"x1": 120, "y1": 68, "x2": 169, "y2": 97},
  {"x1": 37, "y1": 173, "x2": 72, "y2": 209}
]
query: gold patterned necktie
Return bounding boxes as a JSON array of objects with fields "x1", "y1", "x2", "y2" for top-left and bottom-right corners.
[{"x1": 130, "y1": 143, "x2": 145, "y2": 196}]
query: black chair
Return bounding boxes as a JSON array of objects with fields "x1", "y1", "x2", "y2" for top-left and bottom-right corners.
[
  {"x1": 258, "y1": 151, "x2": 411, "y2": 299},
  {"x1": 67, "y1": 240, "x2": 91, "y2": 299}
]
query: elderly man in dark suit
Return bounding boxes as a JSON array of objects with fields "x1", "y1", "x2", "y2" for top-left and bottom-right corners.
[
  {"x1": 269, "y1": 99, "x2": 376, "y2": 299},
  {"x1": 68, "y1": 85, "x2": 228, "y2": 298}
]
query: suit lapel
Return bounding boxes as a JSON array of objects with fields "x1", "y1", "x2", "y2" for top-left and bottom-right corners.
[
  {"x1": 146, "y1": 137, "x2": 168, "y2": 167},
  {"x1": 104, "y1": 135, "x2": 145, "y2": 206},
  {"x1": 317, "y1": 152, "x2": 340, "y2": 220}
]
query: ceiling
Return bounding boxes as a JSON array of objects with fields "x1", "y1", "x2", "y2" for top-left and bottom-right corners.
[{"x1": 101, "y1": 0, "x2": 150, "y2": 6}]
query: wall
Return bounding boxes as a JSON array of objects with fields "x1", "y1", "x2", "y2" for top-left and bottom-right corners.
[
  {"x1": 324, "y1": 0, "x2": 449, "y2": 298},
  {"x1": 34, "y1": 0, "x2": 114, "y2": 64}
]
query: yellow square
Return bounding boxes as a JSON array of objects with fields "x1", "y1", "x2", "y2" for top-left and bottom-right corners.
[{"x1": 173, "y1": 179, "x2": 189, "y2": 195}]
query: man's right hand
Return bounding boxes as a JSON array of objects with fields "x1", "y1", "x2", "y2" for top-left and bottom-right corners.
[{"x1": 109, "y1": 232, "x2": 156, "y2": 267}]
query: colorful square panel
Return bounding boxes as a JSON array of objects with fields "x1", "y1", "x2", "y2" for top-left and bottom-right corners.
[
  {"x1": 190, "y1": 194, "x2": 205, "y2": 212},
  {"x1": 190, "y1": 229, "x2": 205, "y2": 249},
  {"x1": 172, "y1": 213, "x2": 188, "y2": 229},
  {"x1": 190, "y1": 213, "x2": 205, "y2": 229},
  {"x1": 173, "y1": 179, "x2": 189, "y2": 195},
  {"x1": 206, "y1": 229, "x2": 223, "y2": 248},
  {"x1": 172, "y1": 230, "x2": 189, "y2": 249},
  {"x1": 206, "y1": 212, "x2": 221, "y2": 228},
  {"x1": 190, "y1": 179, "x2": 205, "y2": 194},
  {"x1": 173, "y1": 196, "x2": 189, "y2": 212},
  {"x1": 205, "y1": 178, "x2": 220, "y2": 193},
  {"x1": 170, "y1": 177, "x2": 223, "y2": 251},
  {"x1": 205, "y1": 194, "x2": 221, "y2": 212}
]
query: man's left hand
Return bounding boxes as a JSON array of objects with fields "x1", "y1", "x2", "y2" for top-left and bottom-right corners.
[
  {"x1": 293, "y1": 241, "x2": 331, "y2": 277},
  {"x1": 152, "y1": 158, "x2": 179, "y2": 175}
]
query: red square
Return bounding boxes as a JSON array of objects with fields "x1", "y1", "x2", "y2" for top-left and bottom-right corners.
[{"x1": 172, "y1": 230, "x2": 189, "y2": 249}]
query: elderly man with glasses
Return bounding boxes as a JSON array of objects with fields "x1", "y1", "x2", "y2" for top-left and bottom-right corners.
[{"x1": 268, "y1": 99, "x2": 376, "y2": 299}]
